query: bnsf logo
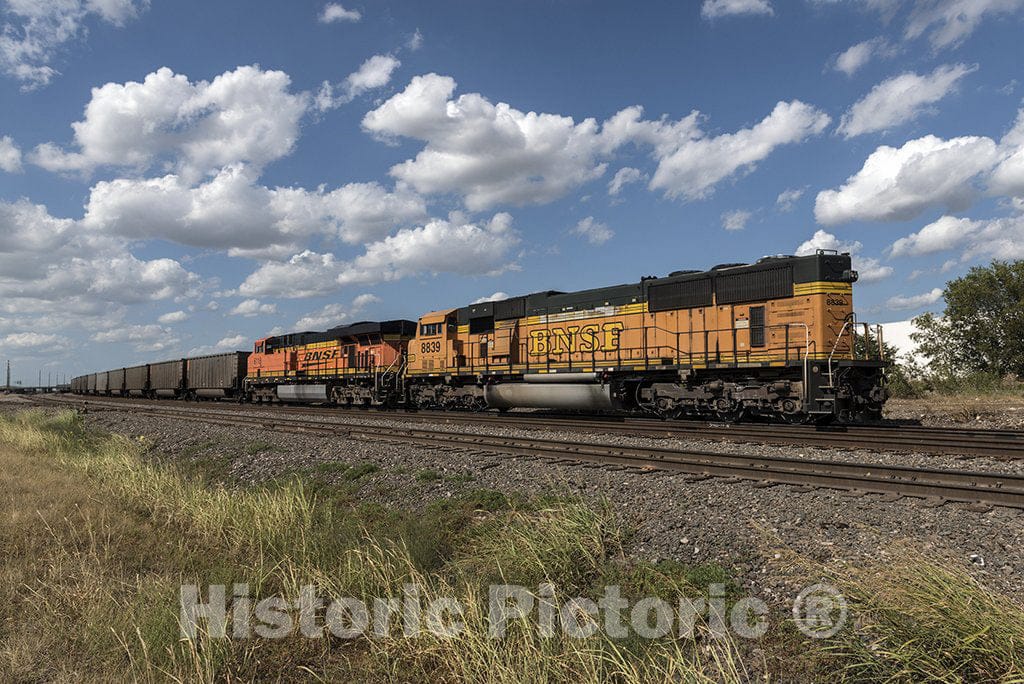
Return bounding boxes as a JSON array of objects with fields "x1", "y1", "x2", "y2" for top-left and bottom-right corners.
[
  {"x1": 528, "y1": 322, "x2": 625, "y2": 356},
  {"x1": 826, "y1": 297, "x2": 848, "y2": 307},
  {"x1": 303, "y1": 349, "x2": 340, "y2": 362}
]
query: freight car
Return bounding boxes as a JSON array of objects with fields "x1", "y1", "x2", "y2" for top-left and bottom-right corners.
[
  {"x1": 149, "y1": 359, "x2": 186, "y2": 398},
  {"x1": 72, "y1": 353, "x2": 250, "y2": 401},
  {"x1": 124, "y1": 364, "x2": 149, "y2": 397},
  {"x1": 108, "y1": 368, "x2": 126, "y2": 397},
  {"x1": 245, "y1": 321, "x2": 416, "y2": 405},
  {"x1": 403, "y1": 250, "x2": 886, "y2": 422},
  {"x1": 186, "y1": 353, "x2": 249, "y2": 400},
  {"x1": 96, "y1": 370, "x2": 110, "y2": 395}
]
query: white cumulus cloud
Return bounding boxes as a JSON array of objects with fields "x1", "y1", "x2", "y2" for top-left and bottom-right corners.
[
  {"x1": 364, "y1": 74, "x2": 829, "y2": 210},
  {"x1": 238, "y1": 251, "x2": 344, "y2": 299},
  {"x1": 363, "y1": 74, "x2": 613, "y2": 211},
  {"x1": 638, "y1": 100, "x2": 830, "y2": 201},
  {"x1": 775, "y1": 187, "x2": 805, "y2": 211},
  {"x1": 838, "y1": 63, "x2": 976, "y2": 138},
  {"x1": 815, "y1": 135, "x2": 999, "y2": 224},
  {"x1": 229, "y1": 299, "x2": 277, "y2": 317},
  {"x1": 30, "y1": 65, "x2": 309, "y2": 180},
  {"x1": 887, "y1": 287, "x2": 944, "y2": 311},
  {"x1": 0, "y1": 198, "x2": 202, "y2": 306},
  {"x1": 833, "y1": 38, "x2": 888, "y2": 77},
  {"x1": 0, "y1": 135, "x2": 22, "y2": 172},
  {"x1": 337, "y1": 212, "x2": 520, "y2": 286},
  {"x1": 721, "y1": 209, "x2": 752, "y2": 231},
  {"x1": 157, "y1": 310, "x2": 188, "y2": 324},
  {"x1": 905, "y1": 0, "x2": 1024, "y2": 50},
  {"x1": 82, "y1": 165, "x2": 427, "y2": 252},
  {"x1": 472, "y1": 292, "x2": 510, "y2": 304},
  {"x1": 293, "y1": 294, "x2": 380, "y2": 330},
  {"x1": 571, "y1": 216, "x2": 614, "y2": 245},
  {"x1": 889, "y1": 215, "x2": 982, "y2": 257},
  {"x1": 990, "y1": 109, "x2": 1024, "y2": 198},
  {"x1": 239, "y1": 213, "x2": 520, "y2": 298},
  {"x1": 0, "y1": 0, "x2": 147, "y2": 89},
  {"x1": 316, "y1": 54, "x2": 401, "y2": 111},
  {"x1": 607, "y1": 167, "x2": 646, "y2": 195},
  {"x1": 319, "y1": 3, "x2": 361, "y2": 23},
  {"x1": 188, "y1": 334, "x2": 249, "y2": 357},
  {"x1": 92, "y1": 324, "x2": 179, "y2": 353},
  {"x1": 1, "y1": 332, "x2": 68, "y2": 349}
]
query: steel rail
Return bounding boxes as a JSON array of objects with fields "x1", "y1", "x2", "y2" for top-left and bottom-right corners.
[
  {"x1": 38, "y1": 398, "x2": 1024, "y2": 510},
  {"x1": 35, "y1": 394, "x2": 1024, "y2": 459}
]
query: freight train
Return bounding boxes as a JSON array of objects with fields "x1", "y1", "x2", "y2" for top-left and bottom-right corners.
[{"x1": 71, "y1": 250, "x2": 889, "y2": 423}]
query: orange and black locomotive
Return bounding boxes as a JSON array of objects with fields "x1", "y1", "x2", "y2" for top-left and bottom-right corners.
[{"x1": 401, "y1": 249, "x2": 887, "y2": 422}]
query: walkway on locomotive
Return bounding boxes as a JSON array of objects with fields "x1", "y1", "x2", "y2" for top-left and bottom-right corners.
[{"x1": 406, "y1": 251, "x2": 879, "y2": 378}]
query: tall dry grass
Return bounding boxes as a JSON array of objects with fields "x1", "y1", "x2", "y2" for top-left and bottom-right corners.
[
  {"x1": 0, "y1": 410, "x2": 747, "y2": 682},
  {"x1": 818, "y1": 547, "x2": 1024, "y2": 682}
]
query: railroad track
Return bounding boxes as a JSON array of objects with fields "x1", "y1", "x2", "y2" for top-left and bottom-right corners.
[
  {"x1": 35, "y1": 394, "x2": 1024, "y2": 459},
  {"x1": 32, "y1": 396, "x2": 1024, "y2": 510}
]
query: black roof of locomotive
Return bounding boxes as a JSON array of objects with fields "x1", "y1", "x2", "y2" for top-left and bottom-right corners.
[
  {"x1": 454, "y1": 252, "x2": 854, "y2": 323},
  {"x1": 265, "y1": 319, "x2": 417, "y2": 349}
]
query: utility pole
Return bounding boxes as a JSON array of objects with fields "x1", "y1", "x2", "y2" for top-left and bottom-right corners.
[{"x1": 4, "y1": 360, "x2": 9, "y2": 391}]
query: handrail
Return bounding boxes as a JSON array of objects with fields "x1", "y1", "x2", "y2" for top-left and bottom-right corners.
[{"x1": 827, "y1": 319, "x2": 854, "y2": 389}]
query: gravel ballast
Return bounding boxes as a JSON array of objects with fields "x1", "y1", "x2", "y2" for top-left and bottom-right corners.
[{"x1": 8, "y1": 395, "x2": 1023, "y2": 612}]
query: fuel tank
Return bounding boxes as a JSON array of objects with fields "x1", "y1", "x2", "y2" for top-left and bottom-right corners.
[
  {"x1": 484, "y1": 382, "x2": 618, "y2": 411},
  {"x1": 276, "y1": 384, "x2": 329, "y2": 402}
]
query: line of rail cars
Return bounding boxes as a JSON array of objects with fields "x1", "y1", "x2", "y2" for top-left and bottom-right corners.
[
  {"x1": 71, "y1": 251, "x2": 888, "y2": 422},
  {"x1": 72, "y1": 353, "x2": 249, "y2": 400}
]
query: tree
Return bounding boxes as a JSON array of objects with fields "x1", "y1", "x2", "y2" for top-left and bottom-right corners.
[
  {"x1": 855, "y1": 327, "x2": 921, "y2": 397},
  {"x1": 911, "y1": 260, "x2": 1024, "y2": 378}
]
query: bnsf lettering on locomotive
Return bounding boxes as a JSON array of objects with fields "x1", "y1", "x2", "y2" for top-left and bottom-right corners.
[
  {"x1": 528, "y1": 322, "x2": 625, "y2": 356},
  {"x1": 303, "y1": 349, "x2": 340, "y2": 362}
]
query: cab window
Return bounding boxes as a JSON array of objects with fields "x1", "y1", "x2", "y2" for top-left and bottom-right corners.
[{"x1": 420, "y1": 322, "x2": 442, "y2": 336}]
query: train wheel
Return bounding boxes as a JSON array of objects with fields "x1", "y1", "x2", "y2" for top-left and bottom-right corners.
[
  {"x1": 713, "y1": 398, "x2": 746, "y2": 423},
  {"x1": 715, "y1": 408, "x2": 746, "y2": 423}
]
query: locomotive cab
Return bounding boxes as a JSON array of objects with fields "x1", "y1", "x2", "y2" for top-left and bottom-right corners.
[{"x1": 411, "y1": 309, "x2": 460, "y2": 374}]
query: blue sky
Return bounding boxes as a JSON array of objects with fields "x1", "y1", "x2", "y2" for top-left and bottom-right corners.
[{"x1": 1, "y1": 0, "x2": 1023, "y2": 383}]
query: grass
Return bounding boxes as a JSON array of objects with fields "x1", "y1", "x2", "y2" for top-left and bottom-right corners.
[
  {"x1": 2, "y1": 408, "x2": 1021, "y2": 682},
  {"x1": 0, "y1": 410, "x2": 748, "y2": 682},
  {"x1": 416, "y1": 468, "x2": 442, "y2": 482},
  {"x1": 888, "y1": 368, "x2": 1024, "y2": 400},
  {"x1": 243, "y1": 439, "x2": 282, "y2": 455},
  {"x1": 774, "y1": 540, "x2": 1024, "y2": 683},
  {"x1": 817, "y1": 547, "x2": 1024, "y2": 682},
  {"x1": 343, "y1": 462, "x2": 379, "y2": 480}
]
